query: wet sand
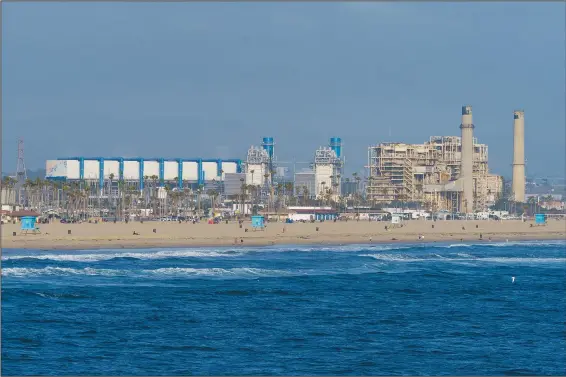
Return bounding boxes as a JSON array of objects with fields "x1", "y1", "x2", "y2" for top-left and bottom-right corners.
[{"x1": 1, "y1": 219, "x2": 565, "y2": 250}]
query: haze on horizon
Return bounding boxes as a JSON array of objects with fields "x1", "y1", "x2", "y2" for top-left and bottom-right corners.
[{"x1": 2, "y1": 2, "x2": 565, "y2": 178}]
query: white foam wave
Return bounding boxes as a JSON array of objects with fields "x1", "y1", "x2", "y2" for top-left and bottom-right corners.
[
  {"x1": 1, "y1": 243, "x2": 414, "y2": 262},
  {"x1": 2, "y1": 266, "x2": 302, "y2": 279},
  {"x1": 359, "y1": 254, "x2": 424, "y2": 262},
  {"x1": 359, "y1": 253, "x2": 566, "y2": 264},
  {"x1": 145, "y1": 267, "x2": 301, "y2": 278},
  {"x1": 2, "y1": 267, "x2": 125, "y2": 277},
  {"x1": 2, "y1": 249, "x2": 242, "y2": 262}
]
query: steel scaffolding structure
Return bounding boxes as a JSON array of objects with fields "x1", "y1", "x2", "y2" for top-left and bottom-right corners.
[{"x1": 366, "y1": 136, "x2": 497, "y2": 211}]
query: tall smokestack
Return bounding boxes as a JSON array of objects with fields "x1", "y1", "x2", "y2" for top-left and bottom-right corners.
[
  {"x1": 512, "y1": 110, "x2": 525, "y2": 202},
  {"x1": 460, "y1": 105, "x2": 474, "y2": 213}
]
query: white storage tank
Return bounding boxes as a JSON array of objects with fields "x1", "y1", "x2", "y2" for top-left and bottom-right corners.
[
  {"x1": 222, "y1": 162, "x2": 238, "y2": 179},
  {"x1": 123, "y1": 161, "x2": 140, "y2": 181},
  {"x1": 83, "y1": 160, "x2": 100, "y2": 180},
  {"x1": 45, "y1": 160, "x2": 68, "y2": 178},
  {"x1": 66, "y1": 160, "x2": 81, "y2": 180},
  {"x1": 103, "y1": 160, "x2": 120, "y2": 179},
  {"x1": 164, "y1": 161, "x2": 179, "y2": 181},
  {"x1": 202, "y1": 161, "x2": 219, "y2": 181},
  {"x1": 182, "y1": 161, "x2": 199, "y2": 181},
  {"x1": 144, "y1": 160, "x2": 160, "y2": 178}
]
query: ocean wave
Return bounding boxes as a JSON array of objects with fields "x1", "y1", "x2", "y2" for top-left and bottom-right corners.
[
  {"x1": 359, "y1": 253, "x2": 566, "y2": 264},
  {"x1": 1, "y1": 249, "x2": 243, "y2": 262},
  {"x1": 5, "y1": 240, "x2": 562, "y2": 263},
  {"x1": 1, "y1": 244, "x2": 413, "y2": 263},
  {"x1": 2, "y1": 267, "x2": 126, "y2": 277},
  {"x1": 145, "y1": 267, "x2": 302, "y2": 278},
  {"x1": 1, "y1": 266, "x2": 302, "y2": 279}
]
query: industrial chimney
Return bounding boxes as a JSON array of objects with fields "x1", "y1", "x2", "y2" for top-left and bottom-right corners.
[
  {"x1": 512, "y1": 110, "x2": 525, "y2": 202},
  {"x1": 460, "y1": 105, "x2": 474, "y2": 213}
]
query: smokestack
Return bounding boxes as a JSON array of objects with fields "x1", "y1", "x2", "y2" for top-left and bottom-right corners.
[
  {"x1": 512, "y1": 110, "x2": 525, "y2": 202},
  {"x1": 460, "y1": 105, "x2": 474, "y2": 213}
]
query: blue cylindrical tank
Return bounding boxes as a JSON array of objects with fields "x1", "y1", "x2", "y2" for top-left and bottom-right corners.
[
  {"x1": 262, "y1": 137, "x2": 274, "y2": 159},
  {"x1": 330, "y1": 137, "x2": 342, "y2": 157}
]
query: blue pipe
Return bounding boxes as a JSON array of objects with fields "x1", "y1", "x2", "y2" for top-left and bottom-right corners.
[
  {"x1": 177, "y1": 159, "x2": 183, "y2": 188},
  {"x1": 119, "y1": 158, "x2": 124, "y2": 181},
  {"x1": 99, "y1": 158, "x2": 105, "y2": 190},
  {"x1": 217, "y1": 159, "x2": 223, "y2": 177},
  {"x1": 139, "y1": 159, "x2": 144, "y2": 190},
  {"x1": 159, "y1": 158, "x2": 165, "y2": 187},
  {"x1": 79, "y1": 158, "x2": 85, "y2": 180},
  {"x1": 197, "y1": 159, "x2": 203, "y2": 185}
]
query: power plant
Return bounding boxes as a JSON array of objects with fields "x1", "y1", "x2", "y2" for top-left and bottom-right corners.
[
  {"x1": 366, "y1": 105, "x2": 503, "y2": 213},
  {"x1": 37, "y1": 105, "x2": 525, "y2": 214},
  {"x1": 512, "y1": 110, "x2": 526, "y2": 203}
]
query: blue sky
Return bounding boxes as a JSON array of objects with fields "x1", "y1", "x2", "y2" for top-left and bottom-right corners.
[{"x1": 2, "y1": 2, "x2": 565, "y2": 178}]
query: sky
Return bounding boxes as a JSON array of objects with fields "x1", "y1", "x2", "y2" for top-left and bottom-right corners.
[{"x1": 2, "y1": 2, "x2": 565, "y2": 178}]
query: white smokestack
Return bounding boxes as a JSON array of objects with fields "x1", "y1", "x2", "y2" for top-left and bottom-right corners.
[
  {"x1": 512, "y1": 110, "x2": 525, "y2": 202},
  {"x1": 460, "y1": 105, "x2": 474, "y2": 213}
]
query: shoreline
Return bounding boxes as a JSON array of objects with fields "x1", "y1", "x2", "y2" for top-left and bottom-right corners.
[{"x1": 2, "y1": 220, "x2": 564, "y2": 251}]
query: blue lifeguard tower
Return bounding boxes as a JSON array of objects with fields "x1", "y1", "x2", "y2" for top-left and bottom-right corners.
[
  {"x1": 251, "y1": 215, "x2": 265, "y2": 231},
  {"x1": 535, "y1": 214, "x2": 546, "y2": 225},
  {"x1": 21, "y1": 216, "x2": 40, "y2": 235}
]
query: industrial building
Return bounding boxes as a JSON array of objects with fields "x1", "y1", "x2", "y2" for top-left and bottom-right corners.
[
  {"x1": 294, "y1": 169, "x2": 316, "y2": 199},
  {"x1": 244, "y1": 137, "x2": 274, "y2": 187},
  {"x1": 45, "y1": 157, "x2": 243, "y2": 191},
  {"x1": 366, "y1": 105, "x2": 504, "y2": 213},
  {"x1": 314, "y1": 137, "x2": 343, "y2": 200},
  {"x1": 290, "y1": 138, "x2": 344, "y2": 200}
]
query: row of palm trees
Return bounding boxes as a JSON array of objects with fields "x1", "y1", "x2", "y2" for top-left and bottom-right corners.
[
  {"x1": 1, "y1": 170, "x2": 379, "y2": 219},
  {"x1": 1, "y1": 175, "x2": 213, "y2": 220}
]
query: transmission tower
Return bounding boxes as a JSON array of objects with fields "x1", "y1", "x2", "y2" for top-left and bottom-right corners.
[
  {"x1": 16, "y1": 138, "x2": 27, "y2": 183},
  {"x1": 16, "y1": 138, "x2": 27, "y2": 205}
]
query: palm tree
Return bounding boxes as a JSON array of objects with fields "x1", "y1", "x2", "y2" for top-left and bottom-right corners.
[
  {"x1": 207, "y1": 189, "x2": 218, "y2": 217},
  {"x1": 284, "y1": 182, "x2": 294, "y2": 208},
  {"x1": 2, "y1": 176, "x2": 17, "y2": 206},
  {"x1": 239, "y1": 178, "x2": 245, "y2": 217},
  {"x1": 301, "y1": 185, "x2": 309, "y2": 206},
  {"x1": 264, "y1": 172, "x2": 271, "y2": 212},
  {"x1": 196, "y1": 184, "x2": 205, "y2": 216},
  {"x1": 324, "y1": 187, "x2": 333, "y2": 209}
]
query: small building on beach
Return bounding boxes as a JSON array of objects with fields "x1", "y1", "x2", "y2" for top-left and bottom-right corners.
[
  {"x1": 287, "y1": 206, "x2": 339, "y2": 222},
  {"x1": 8, "y1": 210, "x2": 41, "y2": 222}
]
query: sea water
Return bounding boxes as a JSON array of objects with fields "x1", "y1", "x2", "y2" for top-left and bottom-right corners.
[{"x1": 2, "y1": 240, "x2": 565, "y2": 375}]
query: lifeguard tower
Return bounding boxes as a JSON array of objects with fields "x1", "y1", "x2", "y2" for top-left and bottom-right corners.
[
  {"x1": 251, "y1": 215, "x2": 265, "y2": 231},
  {"x1": 20, "y1": 216, "x2": 41, "y2": 235},
  {"x1": 390, "y1": 214, "x2": 403, "y2": 229},
  {"x1": 535, "y1": 214, "x2": 546, "y2": 226}
]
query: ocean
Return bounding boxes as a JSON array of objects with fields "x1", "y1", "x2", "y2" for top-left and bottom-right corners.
[{"x1": 2, "y1": 240, "x2": 565, "y2": 375}]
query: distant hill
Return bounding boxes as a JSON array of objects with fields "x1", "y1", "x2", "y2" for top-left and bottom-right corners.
[{"x1": 2, "y1": 169, "x2": 46, "y2": 180}]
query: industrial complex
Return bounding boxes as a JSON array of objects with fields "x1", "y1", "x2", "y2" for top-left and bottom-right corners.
[
  {"x1": 366, "y1": 106, "x2": 506, "y2": 213},
  {"x1": 39, "y1": 105, "x2": 527, "y2": 214}
]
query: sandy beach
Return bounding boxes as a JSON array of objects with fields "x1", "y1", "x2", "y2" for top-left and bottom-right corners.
[{"x1": 1, "y1": 219, "x2": 564, "y2": 250}]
